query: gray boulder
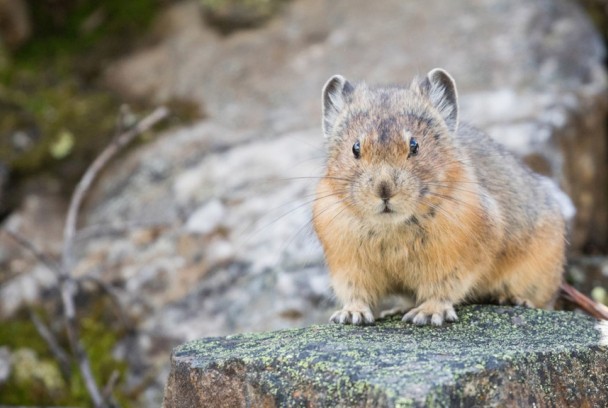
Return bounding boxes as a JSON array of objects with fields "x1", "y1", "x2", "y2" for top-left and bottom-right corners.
[
  {"x1": 164, "y1": 306, "x2": 608, "y2": 407},
  {"x1": 78, "y1": 0, "x2": 608, "y2": 345},
  {"x1": 102, "y1": 0, "x2": 608, "y2": 251}
]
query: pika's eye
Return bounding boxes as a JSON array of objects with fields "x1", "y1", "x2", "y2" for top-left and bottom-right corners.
[
  {"x1": 352, "y1": 141, "x2": 361, "y2": 159},
  {"x1": 409, "y1": 138, "x2": 419, "y2": 156}
]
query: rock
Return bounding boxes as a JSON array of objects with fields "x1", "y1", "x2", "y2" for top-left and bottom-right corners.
[
  {"x1": 79, "y1": 0, "x2": 608, "y2": 358},
  {"x1": 185, "y1": 199, "x2": 227, "y2": 234},
  {"x1": 79, "y1": 129, "x2": 331, "y2": 340},
  {"x1": 200, "y1": 0, "x2": 287, "y2": 33},
  {"x1": 164, "y1": 306, "x2": 608, "y2": 407},
  {"x1": 104, "y1": 0, "x2": 607, "y2": 251}
]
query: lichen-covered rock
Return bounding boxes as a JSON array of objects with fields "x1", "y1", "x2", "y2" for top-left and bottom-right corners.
[{"x1": 164, "y1": 306, "x2": 608, "y2": 407}]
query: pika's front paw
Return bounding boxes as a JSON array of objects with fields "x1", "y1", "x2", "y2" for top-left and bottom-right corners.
[
  {"x1": 330, "y1": 308, "x2": 375, "y2": 325},
  {"x1": 402, "y1": 301, "x2": 458, "y2": 326}
]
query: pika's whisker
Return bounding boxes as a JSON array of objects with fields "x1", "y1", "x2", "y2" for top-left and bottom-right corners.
[{"x1": 280, "y1": 196, "x2": 350, "y2": 253}]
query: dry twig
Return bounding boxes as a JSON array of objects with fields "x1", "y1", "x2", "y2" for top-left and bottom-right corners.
[
  {"x1": 29, "y1": 309, "x2": 71, "y2": 376},
  {"x1": 561, "y1": 283, "x2": 608, "y2": 320},
  {"x1": 2, "y1": 229, "x2": 63, "y2": 275},
  {"x1": 62, "y1": 106, "x2": 169, "y2": 269},
  {"x1": 2, "y1": 106, "x2": 169, "y2": 408},
  {"x1": 102, "y1": 370, "x2": 121, "y2": 402},
  {"x1": 78, "y1": 275, "x2": 132, "y2": 329},
  {"x1": 60, "y1": 106, "x2": 169, "y2": 407}
]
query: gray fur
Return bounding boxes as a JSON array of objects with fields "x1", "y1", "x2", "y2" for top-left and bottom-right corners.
[
  {"x1": 421, "y1": 68, "x2": 459, "y2": 132},
  {"x1": 322, "y1": 75, "x2": 354, "y2": 138},
  {"x1": 315, "y1": 68, "x2": 567, "y2": 326}
]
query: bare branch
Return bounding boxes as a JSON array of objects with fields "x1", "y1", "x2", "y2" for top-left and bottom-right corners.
[
  {"x1": 102, "y1": 370, "x2": 121, "y2": 402},
  {"x1": 1, "y1": 228, "x2": 64, "y2": 276},
  {"x1": 4, "y1": 107, "x2": 169, "y2": 408},
  {"x1": 62, "y1": 106, "x2": 169, "y2": 270},
  {"x1": 78, "y1": 275, "x2": 132, "y2": 329},
  {"x1": 561, "y1": 283, "x2": 608, "y2": 320},
  {"x1": 4, "y1": 232, "x2": 106, "y2": 407},
  {"x1": 56, "y1": 277, "x2": 107, "y2": 407},
  {"x1": 59, "y1": 107, "x2": 168, "y2": 408},
  {"x1": 29, "y1": 310, "x2": 71, "y2": 376}
]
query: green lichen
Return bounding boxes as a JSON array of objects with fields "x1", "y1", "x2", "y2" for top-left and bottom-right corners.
[{"x1": 169, "y1": 306, "x2": 607, "y2": 407}]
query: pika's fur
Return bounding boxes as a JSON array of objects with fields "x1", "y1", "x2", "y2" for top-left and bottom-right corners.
[{"x1": 313, "y1": 68, "x2": 566, "y2": 326}]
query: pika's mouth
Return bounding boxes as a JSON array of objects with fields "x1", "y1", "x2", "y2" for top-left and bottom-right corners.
[{"x1": 381, "y1": 204, "x2": 394, "y2": 214}]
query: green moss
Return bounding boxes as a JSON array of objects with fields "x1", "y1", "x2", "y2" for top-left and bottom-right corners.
[
  {"x1": 66, "y1": 313, "x2": 130, "y2": 407},
  {"x1": 0, "y1": 0, "x2": 185, "y2": 213},
  {"x1": 0, "y1": 300, "x2": 131, "y2": 407},
  {"x1": 17, "y1": 0, "x2": 157, "y2": 67},
  {"x1": 0, "y1": 76, "x2": 118, "y2": 178},
  {"x1": 0, "y1": 309, "x2": 50, "y2": 358}
]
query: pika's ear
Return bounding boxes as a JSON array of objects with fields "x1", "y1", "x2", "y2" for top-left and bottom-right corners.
[
  {"x1": 322, "y1": 75, "x2": 353, "y2": 138},
  {"x1": 421, "y1": 68, "x2": 459, "y2": 132}
]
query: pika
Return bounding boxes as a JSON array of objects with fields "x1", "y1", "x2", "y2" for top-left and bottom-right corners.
[{"x1": 313, "y1": 68, "x2": 566, "y2": 326}]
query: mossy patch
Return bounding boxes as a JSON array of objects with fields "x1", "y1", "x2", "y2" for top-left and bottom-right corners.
[
  {"x1": 0, "y1": 0, "x2": 160, "y2": 175},
  {"x1": 168, "y1": 305, "x2": 607, "y2": 407},
  {"x1": 0, "y1": 76, "x2": 118, "y2": 176},
  {"x1": 17, "y1": 0, "x2": 158, "y2": 68},
  {"x1": 0, "y1": 299, "x2": 131, "y2": 406},
  {"x1": 0, "y1": 0, "x2": 191, "y2": 217}
]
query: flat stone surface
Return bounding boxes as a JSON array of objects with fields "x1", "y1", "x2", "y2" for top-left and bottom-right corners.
[{"x1": 164, "y1": 306, "x2": 608, "y2": 407}]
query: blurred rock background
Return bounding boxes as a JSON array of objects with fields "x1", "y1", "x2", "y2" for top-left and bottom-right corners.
[{"x1": 0, "y1": 0, "x2": 607, "y2": 406}]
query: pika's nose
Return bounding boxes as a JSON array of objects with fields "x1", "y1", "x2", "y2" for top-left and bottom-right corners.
[{"x1": 377, "y1": 181, "x2": 393, "y2": 202}]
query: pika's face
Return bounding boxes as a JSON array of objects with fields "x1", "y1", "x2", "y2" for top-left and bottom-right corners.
[
  {"x1": 326, "y1": 96, "x2": 456, "y2": 224},
  {"x1": 321, "y1": 71, "x2": 462, "y2": 225}
]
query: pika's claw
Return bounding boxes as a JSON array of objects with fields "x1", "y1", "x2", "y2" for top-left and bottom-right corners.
[
  {"x1": 402, "y1": 301, "x2": 457, "y2": 326},
  {"x1": 330, "y1": 309, "x2": 375, "y2": 325}
]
